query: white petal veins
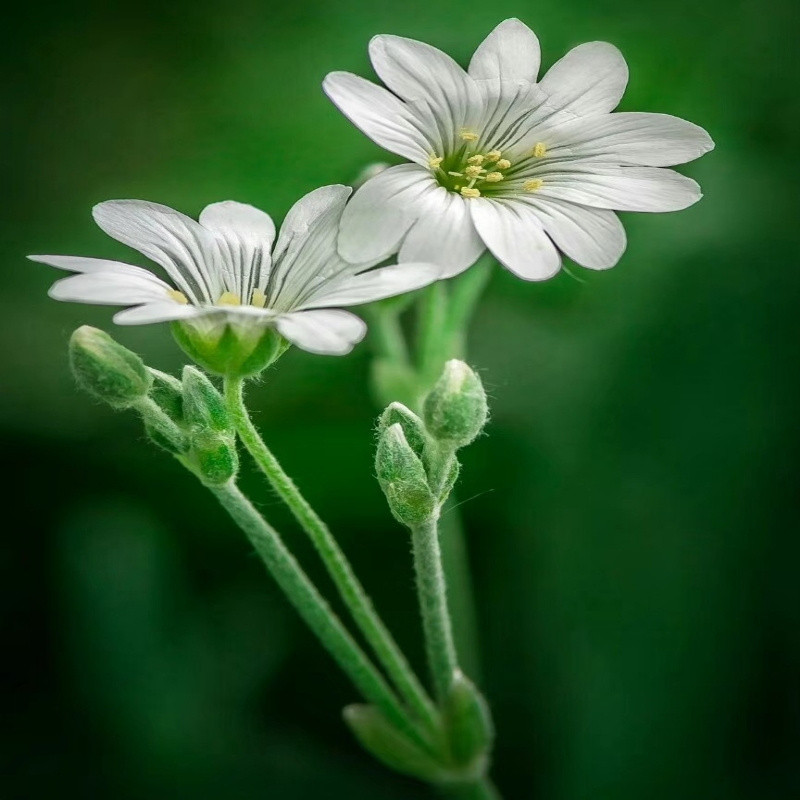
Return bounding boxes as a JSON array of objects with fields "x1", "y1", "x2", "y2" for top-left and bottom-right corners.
[
  {"x1": 470, "y1": 198, "x2": 561, "y2": 281},
  {"x1": 468, "y1": 18, "x2": 541, "y2": 83}
]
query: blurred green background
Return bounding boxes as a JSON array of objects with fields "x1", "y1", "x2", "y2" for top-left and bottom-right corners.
[{"x1": 2, "y1": 0, "x2": 798, "y2": 797}]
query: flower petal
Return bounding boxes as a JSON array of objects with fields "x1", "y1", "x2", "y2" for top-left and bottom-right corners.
[
  {"x1": 199, "y1": 201, "x2": 275, "y2": 297},
  {"x1": 535, "y1": 166, "x2": 702, "y2": 211},
  {"x1": 112, "y1": 302, "x2": 205, "y2": 325},
  {"x1": 398, "y1": 188, "x2": 485, "y2": 278},
  {"x1": 323, "y1": 72, "x2": 430, "y2": 164},
  {"x1": 536, "y1": 42, "x2": 628, "y2": 122},
  {"x1": 338, "y1": 164, "x2": 432, "y2": 264},
  {"x1": 468, "y1": 18, "x2": 541, "y2": 83},
  {"x1": 470, "y1": 198, "x2": 561, "y2": 281},
  {"x1": 275, "y1": 309, "x2": 367, "y2": 355},
  {"x1": 369, "y1": 35, "x2": 483, "y2": 152},
  {"x1": 520, "y1": 197, "x2": 627, "y2": 269},
  {"x1": 300, "y1": 262, "x2": 442, "y2": 309},
  {"x1": 28, "y1": 255, "x2": 169, "y2": 284},
  {"x1": 93, "y1": 200, "x2": 223, "y2": 304},
  {"x1": 48, "y1": 271, "x2": 174, "y2": 305},
  {"x1": 545, "y1": 112, "x2": 715, "y2": 167},
  {"x1": 268, "y1": 185, "x2": 354, "y2": 309}
]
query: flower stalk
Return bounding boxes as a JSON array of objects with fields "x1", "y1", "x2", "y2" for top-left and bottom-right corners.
[{"x1": 223, "y1": 375, "x2": 439, "y2": 733}]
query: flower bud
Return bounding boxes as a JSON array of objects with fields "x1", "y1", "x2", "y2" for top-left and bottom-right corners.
[
  {"x1": 377, "y1": 402, "x2": 428, "y2": 461},
  {"x1": 172, "y1": 319, "x2": 288, "y2": 378},
  {"x1": 189, "y1": 429, "x2": 238, "y2": 486},
  {"x1": 423, "y1": 360, "x2": 488, "y2": 448},
  {"x1": 343, "y1": 704, "x2": 447, "y2": 783},
  {"x1": 375, "y1": 424, "x2": 436, "y2": 527},
  {"x1": 147, "y1": 368, "x2": 184, "y2": 422},
  {"x1": 69, "y1": 326, "x2": 151, "y2": 409},
  {"x1": 181, "y1": 366, "x2": 231, "y2": 433}
]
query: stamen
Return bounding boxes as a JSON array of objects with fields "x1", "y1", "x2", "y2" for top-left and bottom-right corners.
[
  {"x1": 486, "y1": 150, "x2": 502, "y2": 162},
  {"x1": 218, "y1": 291, "x2": 241, "y2": 306},
  {"x1": 448, "y1": 171, "x2": 464, "y2": 177},
  {"x1": 464, "y1": 165, "x2": 485, "y2": 178},
  {"x1": 460, "y1": 130, "x2": 479, "y2": 141},
  {"x1": 460, "y1": 187, "x2": 481, "y2": 198},
  {"x1": 251, "y1": 289, "x2": 267, "y2": 308},
  {"x1": 533, "y1": 142, "x2": 547, "y2": 158},
  {"x1": 467, "y1": 154, "x2": 485, "y2": 165},
  {"x1": 484, "y1": 172, "x2": 503, "y2": 183},
  {"x1": 429, "y1": 155, "x2": 443, "y2": 169},
  {"x1": 495, "y1": 158, "x2": 512, "y2": 170},
  {"x1": 168, "y1": 289, "x2": 189, "y2": 304},
  {"x1": 523, "y1": 179, "x2": 544, "y2": 192}
]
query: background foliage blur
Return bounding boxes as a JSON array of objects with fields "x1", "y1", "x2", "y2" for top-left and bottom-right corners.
[{"x1": 2, "y1": 0, "x2": 798, "y2": 797}]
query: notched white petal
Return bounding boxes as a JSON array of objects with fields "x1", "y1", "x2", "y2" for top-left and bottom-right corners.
[
  {"x1": 275, "y1": 309, "x2": 367, "y2": 356},
  {"x1": 537, "y1": 41, "x2": 628, "y2": 123},
  {"x1": 469, "y1": 18, "x2": 541, "y2": 83},
  {"x1": 323, "y1": 72, "x2": 430, "y2": 164},
  {"x1": 470, "y1": 198, "x2": 561, "y2": 281},
  {"x1": 112, "y1": 302, "x2": 206, "y2": 325},
  {"x1": 48, "y1": 271, "x2": 175, "y2": 305}
]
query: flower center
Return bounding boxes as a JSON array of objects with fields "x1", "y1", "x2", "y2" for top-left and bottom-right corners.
[{"x1": 429, "y1": 135, "x2": 548, "y2": 199}]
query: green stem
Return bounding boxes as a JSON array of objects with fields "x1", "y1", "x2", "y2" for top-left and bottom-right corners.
[
  {"x1": 411, "y1": 517, "x2": 458, "y2": 702},
  {"x1": 444, "y1": 259, "x2": 493, "y2": 360},
  {"x1": 417, "y1": 282, "x2": 450, "y2": 390},
  {"x1": 203, "y1": 480, "x2": 426, "y2": 746},
  {"x1": 365, "y1": 305, "x2": 410, "y2": 366},
  {"x1": 224, "y1": 376, "x2": 439, "y2": 733}
]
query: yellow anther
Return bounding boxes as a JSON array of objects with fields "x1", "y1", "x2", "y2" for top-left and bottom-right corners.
[
  {"x1": 168, "y1": 289, "x2": 189, "y2": 304},
  {"x1": 251, "y1": 289, "x2": 267, "y2": 308},
  {"x1": 495, "y1": 158, "x2": 512, "y2": 170},
  {"x1": 465, "y1": 165, "x2": 484, "y2": 178},
  {"x1": 217, "y1": 291, "x2": 241, "y2": 306},
  {"x1": 523, "y1": 179, "x2": 544, "y2": 192},
  {"x1": 467, "y1": 154, "x2": 485, "y2": 165},
  {"x1": 460, "y1": 130, "x2": 479, "y2": 141},
  {"x1": 484, "y1": 172, "x2": 503, "y2": 183},
  {"x1": 532, "y1": 142, "x2": 547, "y2": 158},
  {"x1": 486, "y1": 150, "x2": 502, "y2": 162},
  {"x1": 429, "y1": 155, "x2": 443, "y2": 169},
  {"x1": 460, "y1": 187, "x2": 481, "y2": 198}
]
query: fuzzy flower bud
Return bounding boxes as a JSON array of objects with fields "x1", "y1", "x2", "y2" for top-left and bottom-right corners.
[
  {"x1": 377, "y1": 402, "x2": 428, "y2": 461},
  {"x1": 423, "y1": 360, "x2": 488, "y2": 448},
  {"x1": 69, "y1": 326, "x2": 151, "y2": 409},
  {"x1": 375, "y1": 423, "x2": 436, "y2": 527},
  {"x1": 181, "y1": 366, "x2": 231, "y2": 433},
  {"x1": 189, "y1": 429, "x2": 238, "y2": 486},
  {"x1": 147, "y1": 368, "x2": 184, "y2": 422}
]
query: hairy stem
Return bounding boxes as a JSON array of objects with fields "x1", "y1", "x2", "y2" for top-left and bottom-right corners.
[
  {"x1": 202, "y1": 480, "x2": 426, "y2": 746},
  {"x1": 411, "y1": 517, "x2": 459, "y2": 702},
  {"x1": 224, "y1": 377, "x2": 439, "y2": 733}
]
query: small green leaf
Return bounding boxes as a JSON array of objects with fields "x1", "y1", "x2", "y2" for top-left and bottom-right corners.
[
  {"x1": 343, "y1": 704, "x2": 448, "y2": 782},
  {"x1": 442, "y1": 670, "x2": 494, "y2": 770},
  {"x1": 182, "y1": 366, "x2": 231, "y2": 432}
]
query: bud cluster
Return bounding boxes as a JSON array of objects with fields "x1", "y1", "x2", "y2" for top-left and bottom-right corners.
[
  {"x1": 375, "y1": 360, "x2": 487, "y2": 528},
  {"x1": 69, "y1": 326, "x2": 238, "y2": 485}
]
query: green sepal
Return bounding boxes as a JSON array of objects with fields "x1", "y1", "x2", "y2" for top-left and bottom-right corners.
[
  {"x1": 181, "y1": 366, "x2": 231, "y2": 433},
  {"x1": 343, "y1": 704, "x2": 448, "y2": 783},
  {"x1": 442, "y1": 670, "x2": 494, "y2": 772},
  {"x1": 69, "y1": 326, "x2": 151, "y2": 409},
  {"x1": 143, "y1": 416, "x2": 189, "y2": 455},
  {"x1": 375, "y1": 424, "x2": 437, "y2": 527},
  {"x1": 438, "y1": 457, "x2": 460, "y2": 503},
  {"x1": 189, "y1": 430, "x2": 238, "y2": 486},
  {"x1": 423, "y1": 360, "x2": 488, "y2": 448},
  {"x1": 378, "y1": 402, "x2": 428, "y2": 461},
  {"x1": 147, "y1": 368, "x2": 184, "y2": 423},
  {"x1": 172, "y1": 319, "x2": 289, "y2": 378}
]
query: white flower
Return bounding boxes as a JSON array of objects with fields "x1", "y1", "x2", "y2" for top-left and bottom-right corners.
[
  {"x1": 31, "y1": 185, "x2": 441, "y2": 356},
  {"x1": 323, "y1": 18, "x2": 714, "y2": 281}
]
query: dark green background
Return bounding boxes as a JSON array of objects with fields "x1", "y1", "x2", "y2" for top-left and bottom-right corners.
[{"x1": 2, "y1": 1, "x2": 798, "y2": 797}]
